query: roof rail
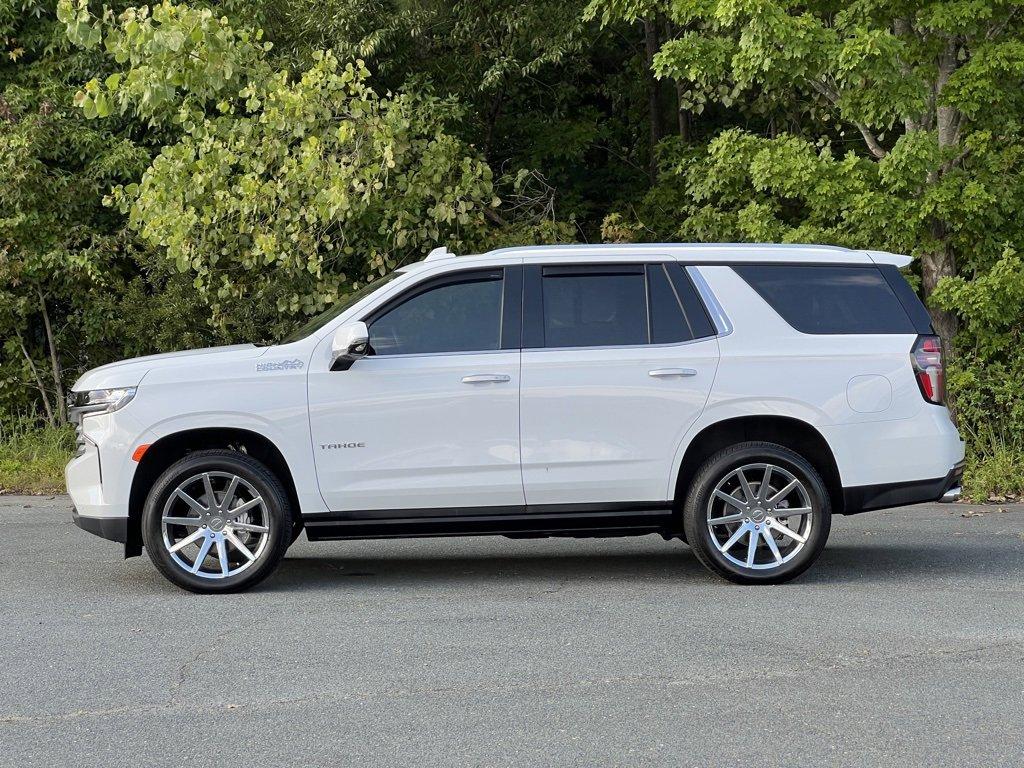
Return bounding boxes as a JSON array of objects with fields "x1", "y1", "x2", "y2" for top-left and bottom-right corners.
[{"x1": 424, "y1": 246, "x2": 456, "y2": 262}]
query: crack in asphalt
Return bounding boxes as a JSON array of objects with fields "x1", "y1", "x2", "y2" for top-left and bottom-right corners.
[{"x1": 169, "y1": 624, "x2": 249, "y2": 698}]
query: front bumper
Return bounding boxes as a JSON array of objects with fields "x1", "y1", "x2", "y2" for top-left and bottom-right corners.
[
  {"x1": 842, "y1": 460, "x2": 965, "y2": 515},
  {"x1": 67, "y1": 432, "x2": 132, "y2": 546},
  {"x1": 72, "y1": 507, "x2": 128, "y2": 543}
]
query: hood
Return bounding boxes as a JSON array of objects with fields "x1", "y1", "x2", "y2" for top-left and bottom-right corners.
[{"x1": 72, "y1": 344, "x2": 267, "y2": 391}]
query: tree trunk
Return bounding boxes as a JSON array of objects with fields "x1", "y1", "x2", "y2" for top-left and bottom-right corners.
[
  {"x1": 37, "y1": 287, "x2": 67, "y2": 425},
  {"x1": 16, "y1": 329, "x2": 55, "y2": 426},
  {"x1": 919, "y1": 41, "x2": 962, "y2": 352},
  {"x1": 482, "y1": 90, "x2": 505, "y2": 161},
  {"x1": 664, "y1": 19, "x2": 691, "y2": 142},
  {"x1": 642, "y1": 18, "x2": 664, "y2": 179},
  {"x1": 675, "y1": 81, "x2": 691, "y2": 141},
  {"x1": 920, "y1": 237, "x2": 959, "y2": 350}
]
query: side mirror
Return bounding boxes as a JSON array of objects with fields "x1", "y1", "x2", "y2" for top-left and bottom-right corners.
[{"x1": 330, "y1": 321, "x2": 370, "y2": 371}]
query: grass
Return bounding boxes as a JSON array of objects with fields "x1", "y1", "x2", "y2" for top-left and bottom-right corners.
[
  {"x1": 1, "y1": 417, "x2": 1022, "y2": 502},
  {"x1": 0, "y1": 418, "x2": 75, "y2": 495},
  {"x1": 962, "y1": 444, "x2": 1024, "y2": 503}
]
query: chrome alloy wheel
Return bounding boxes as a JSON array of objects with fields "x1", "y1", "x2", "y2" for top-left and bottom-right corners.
[
  {"x1": 161, "y1": 472, "x2": 271, "y2": 580},
  {"x1": 706, "y1": 463, "x2": 814, "y2": 571}
]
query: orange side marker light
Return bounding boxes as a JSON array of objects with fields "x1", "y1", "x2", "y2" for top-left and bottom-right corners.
[{"x1": 131, "y1": 444, "x2": 151, "y2": 462}]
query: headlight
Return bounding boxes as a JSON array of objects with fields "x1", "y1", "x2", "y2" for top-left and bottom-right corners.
[{"x1": 68, "y1": 387, "x2": 137, "y2": 420}]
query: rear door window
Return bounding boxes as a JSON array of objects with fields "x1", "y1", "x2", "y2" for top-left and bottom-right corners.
[
  {"x1": 524, "y1": 263, "x2": 719, "y2": 348},
  {"x1": 733, "y1": 265, "x2": 917, "y2": 334},
  {"x1": 541, "y1": 266, "x2": 648, "y2": 348}
]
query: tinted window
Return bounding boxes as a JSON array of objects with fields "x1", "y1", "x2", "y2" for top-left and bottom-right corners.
[
  {"x1": 369, "y1": 273, "x2": 503, "y2": 355},
  {"x1": 734, "y1": 265, "x2": 916, "y2": 334},
  {"x1": 654, "y1": 263, "x2": 717, "y2": 342},
  {"x1": 878, "y1": 264, "x2": 935, "y2": 334},
  {"x1": 542, "y1": 268, "x2": 647, "y2": 348},
  {"x1": 647, "y1": 264, "x2": 691, "y2": 343}
]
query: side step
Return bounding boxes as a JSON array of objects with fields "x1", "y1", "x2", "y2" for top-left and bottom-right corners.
[{"x1": 302, "y1": 506, "x2": 673, "y2": 542}]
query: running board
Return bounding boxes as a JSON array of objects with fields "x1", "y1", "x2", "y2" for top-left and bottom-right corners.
[{"x1": 302, "y1": 504, "x2": 673, "y2": 542}]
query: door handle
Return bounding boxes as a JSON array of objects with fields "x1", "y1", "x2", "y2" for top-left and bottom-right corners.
[
  {"x1": 461, "y1": 374, "x2": 512, "y2": 384},
  {"x1": 648, "y1": 368, "x2": 698, "y2": 378}
]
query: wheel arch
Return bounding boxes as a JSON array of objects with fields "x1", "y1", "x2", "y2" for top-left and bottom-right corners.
[
  {"x1": 672, "y1": 415, "x2": 844, "y2": 518},
  {"x1": 126, "y1": 427, "x2": 301, "y2": 557}
]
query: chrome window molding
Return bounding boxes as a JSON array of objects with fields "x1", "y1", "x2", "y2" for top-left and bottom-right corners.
[
  {"x1": 355, "y1": 348, "x2": 515, "y2": 361},
  {"x1": 520, "y1": 335, "x2": 718, "y2": 354},
  {"x1": 686, "y1": 265, "x2": 734, "y2": 337}
]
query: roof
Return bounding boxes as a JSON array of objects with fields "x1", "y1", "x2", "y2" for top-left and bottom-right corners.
[{"x1": 399, "y1": 243, "x2": 912, "y2": 272}]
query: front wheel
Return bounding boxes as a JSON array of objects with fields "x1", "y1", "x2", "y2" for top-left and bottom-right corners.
[
  {"x1": 142, "y1": 450, "x2": 292, "y2": 593},
  {"x1": 682, "y1": 442, "x2": 832, "y2": 584}
]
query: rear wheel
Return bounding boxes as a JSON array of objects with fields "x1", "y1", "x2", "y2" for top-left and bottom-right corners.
[
  {"x1": 142, "y1": 450, "x2": 292, "y2": 593},
  {"x1": 683, "y1": 442, "x2": 831, "y2": 584}
]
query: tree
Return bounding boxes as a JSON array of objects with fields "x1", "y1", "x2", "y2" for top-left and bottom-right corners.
[
  {"x1": 60, "y1": 0, "x2": 500, "y2": 339},
  {"x1": 262, "y1": 0, "x2": 588, "y2": 153},
  {"x1": 1, "y1": 0, "x2": 152, "y2": 423},
  {"x1": 589, "y1": 0, "x2": 1024, "y2": 349}
]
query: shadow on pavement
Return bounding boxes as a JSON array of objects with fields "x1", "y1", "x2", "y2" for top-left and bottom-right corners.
[
  {"x1": 268, "y1": 547, "x2": 704, "y2": 592},
  {"x1": 258, "y1": 538, "x2": 1022, "y2": 593}
]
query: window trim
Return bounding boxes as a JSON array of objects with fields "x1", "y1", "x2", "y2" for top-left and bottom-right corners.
[
  {"x1": 685, "y1": 265, "x2": 733, "y2": 337},
  {"x1": 361, "y1": 266, "x2": 514, "y2": 358},
  {"x1": 522, "y1": 261, "x2": 723, "y2": 352}
]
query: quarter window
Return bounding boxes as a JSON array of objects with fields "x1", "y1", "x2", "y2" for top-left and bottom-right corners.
[
  {"x1": 368, "y1": 271, "x2": 504, "y2": 355},
  {"x1": 734, "y1": 265, "x2": 916, "y2": 335}
]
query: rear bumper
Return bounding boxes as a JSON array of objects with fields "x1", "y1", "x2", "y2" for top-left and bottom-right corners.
[
  {"x1": 842, "y1": 460, "x2": 964, "y2": 515},
  {"x1": 72, "y1": 507, "x2": 129, "y2": 543}
]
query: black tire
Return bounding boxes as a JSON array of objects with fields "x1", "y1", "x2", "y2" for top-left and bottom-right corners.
[
  {"x1": 142, "y1": 450, "x2": 292, "y2": 593},
  {"x1": 682, "y1": 441, "x2": 831, "y2": 585}
]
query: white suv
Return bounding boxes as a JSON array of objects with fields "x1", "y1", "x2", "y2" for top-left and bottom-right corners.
[{"x1": 66, "y1": 244, "x2": 964, "y2": 592}]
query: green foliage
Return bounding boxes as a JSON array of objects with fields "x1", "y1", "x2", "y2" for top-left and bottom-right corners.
[
  {"x1": 265, "y1": 0, "x2": 587, "y2": 97},
  {"x1": 59, "y1": 0, "x2": 272, "y2": 122},
  {"x1": 933, "y1": 248, "x2": 1024, "y2": 469},
  {"x1": 261, "y1": 0, "x2": 642, "y2": 228},
  {"x1": 60, "y1": 2, "x2": 502, "y2": 337},
  {"x1": 962, "y1": 441, "x2": 1024, "y2": 502},
  {"x1": 1, "y1": 0, "x2": 157, "y2": 424},
  {"x1": 596, "y1": 0, "x2": 1024, "y2": 259},
  {"x1": 0, "y1": 416, "x2": 75, "y2": 494}
]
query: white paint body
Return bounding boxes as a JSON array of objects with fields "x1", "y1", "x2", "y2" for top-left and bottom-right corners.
[{"x1": 66, "y1": 244, "x2": 964, "y2": 525}]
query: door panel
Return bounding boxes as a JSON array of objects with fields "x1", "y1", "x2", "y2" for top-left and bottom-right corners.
[
  {"x1": 520, "y1": 340, "x2": 718, "y2": 504},
  {"x1": 309, "y1": 351, "x2": 523, "y2": 512},
  {"x1": 519, "y1": 261, "x2": 720, "y2": 505},
  {"x1": 308, "y1": 265, "x2": 524, "y2": 513}
]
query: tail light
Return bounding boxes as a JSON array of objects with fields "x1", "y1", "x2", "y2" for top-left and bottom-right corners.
[{"x1": 910, "y1": 335, "x2": 945, "y2": 404}]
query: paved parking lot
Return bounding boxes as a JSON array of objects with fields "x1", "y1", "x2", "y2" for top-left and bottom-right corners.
[{"x1": 1, "y1": 495, "x2": 1022, "y2": 767}]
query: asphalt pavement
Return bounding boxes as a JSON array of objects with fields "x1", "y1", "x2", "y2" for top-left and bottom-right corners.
[{"x1": 1, "y1": 495, "x2": 1022, "y2": 767}]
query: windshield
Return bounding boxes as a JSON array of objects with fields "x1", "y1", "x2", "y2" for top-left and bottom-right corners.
[{"x1": 278, "y1": 273, "x2": 399, "y2": 344}]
